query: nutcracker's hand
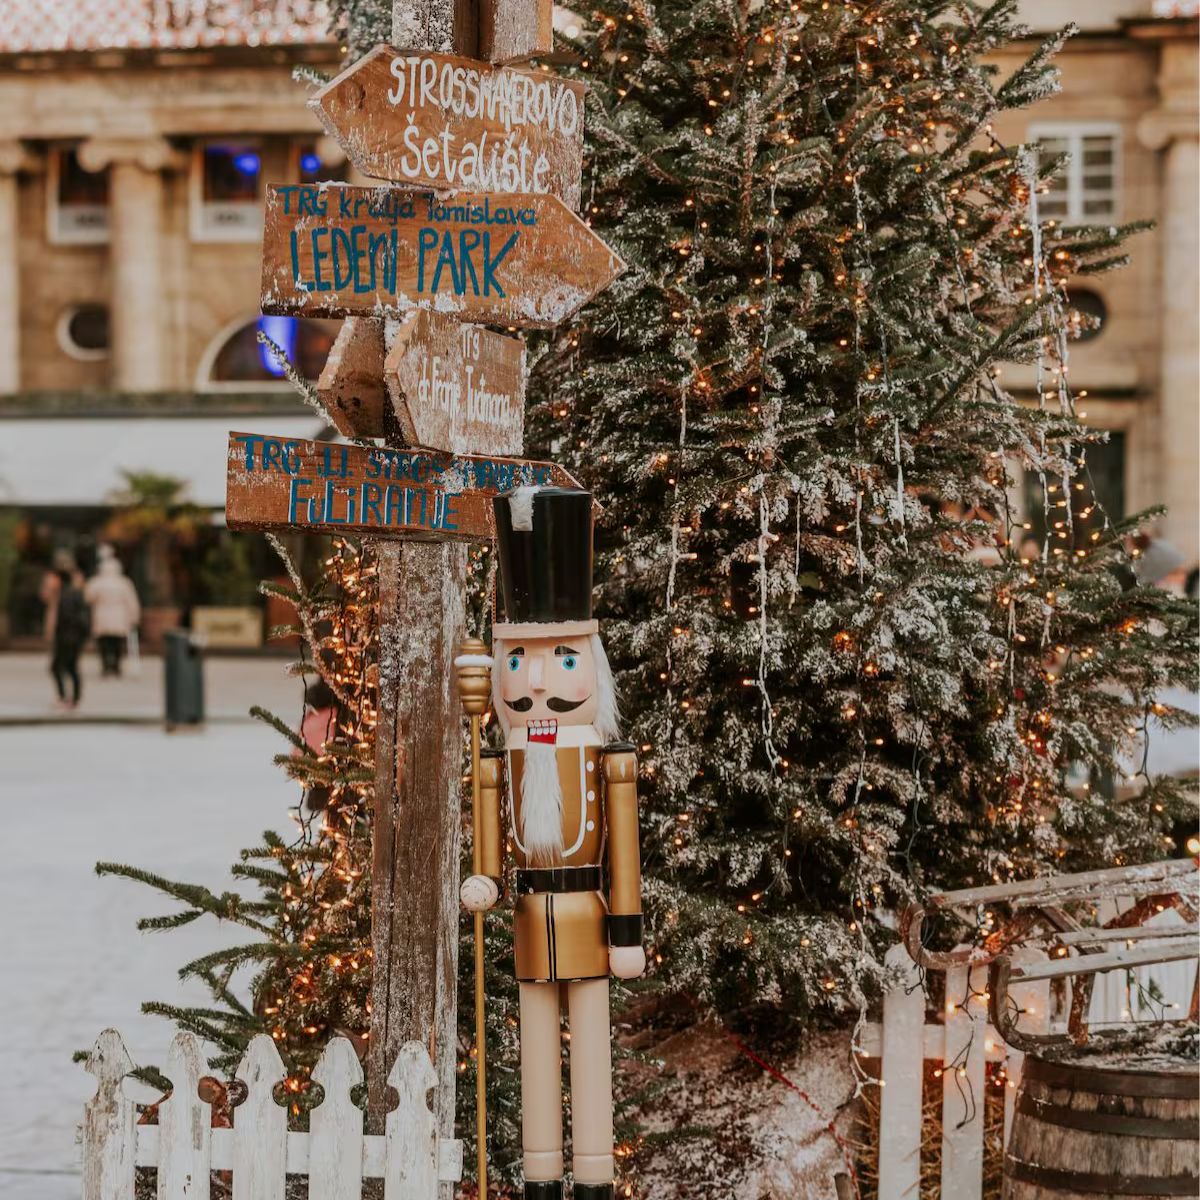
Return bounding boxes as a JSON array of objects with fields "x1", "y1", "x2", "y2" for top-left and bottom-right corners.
[
  {"x1": 460, "y1": 874, "x2": 499, "y2": 912},
  {"x1": 609, "y1": 944, "x2": 647, "y2": 979}
]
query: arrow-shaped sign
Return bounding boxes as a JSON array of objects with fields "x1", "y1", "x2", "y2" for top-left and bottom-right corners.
[
  {"x1": 310, "y1": 46, "x2": 585, "y2": 207},
  {"x1": 386, "y1": 309, "x2": 525, "y2": 455},
  {"x1": 260, "y1": 184, "x2": 624, "y2": 328},
  {"x1": 317, "y1": 317, "x2": 389, "y2": 439},
  {"x1": 225, "y1": 431, "x2": 588, "y2": 542}
]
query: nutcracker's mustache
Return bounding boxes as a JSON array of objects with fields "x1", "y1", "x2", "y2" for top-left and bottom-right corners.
[{"x1": 504, "y1": 696, "x2": 588, "y2": 714}]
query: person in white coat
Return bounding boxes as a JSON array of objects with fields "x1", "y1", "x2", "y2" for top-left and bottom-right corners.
[{"x1": 84, "y1": 548, "x2": 141, "y2": 677}]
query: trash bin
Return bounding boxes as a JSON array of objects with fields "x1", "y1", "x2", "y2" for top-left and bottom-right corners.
[{"x1": 164, "y1": 629, "x2": 205, "y2": 729}]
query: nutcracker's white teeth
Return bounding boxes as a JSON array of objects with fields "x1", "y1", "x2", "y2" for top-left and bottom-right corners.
[{"x1": 528, "y1": 718, "x2": 559, "y2": 744}]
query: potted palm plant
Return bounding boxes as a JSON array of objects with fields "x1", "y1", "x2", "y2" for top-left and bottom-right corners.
[{"x1": 102, "y1": 472, "x2": 207, "y2": 651}]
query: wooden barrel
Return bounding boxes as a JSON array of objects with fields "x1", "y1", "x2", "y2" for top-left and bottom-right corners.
[{"x1": 1004, "y1": 1052, "x2": 1199, "y2": 1198}]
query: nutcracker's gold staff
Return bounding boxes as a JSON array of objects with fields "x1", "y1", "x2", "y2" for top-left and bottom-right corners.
[{"x1": 455, "y1": 637, "x2": 495, "y2": 1197}]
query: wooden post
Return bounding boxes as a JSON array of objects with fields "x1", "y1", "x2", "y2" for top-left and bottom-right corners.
[
  {"x1": 941, "y1": 953, "x2": 987, "y2": 1199},
  {"x1": 878, "y1": 943, "x2": 923, "y2": 1200},
  {"x1": 369, "y1": 540, "x2": 467, "y2": 1153},
  {"x1": 268, "y1": 6, "x2": 620, "y2": 1192},
  {"x1": 478, "y1": 0, "x2": 553, "y2": 64},
  {"x1": 366, "y1": 3, "x2": 472, "y2": 1186}
]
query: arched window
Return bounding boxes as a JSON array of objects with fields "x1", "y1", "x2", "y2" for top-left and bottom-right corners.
[{"x1": 198, "y1": 316, "x2": 339, "y2": 390}]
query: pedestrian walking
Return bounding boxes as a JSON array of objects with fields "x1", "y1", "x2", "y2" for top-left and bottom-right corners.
[
  {"x1": 38, "y1": 548, "x2": 76, "y2": 641},
  {"x1": 84, "y1": 547, "x2": 141, "y2": 677},
  {"x1": 51, "y1": 568, "x2": 89, "y2": 709},
  {"x1": 295, "y1": 678, "x2": 339, "y2": 813}
]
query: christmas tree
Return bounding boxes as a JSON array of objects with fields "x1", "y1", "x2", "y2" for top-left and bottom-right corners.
[{"x1": 531, "y1": 0, "x2": 1196, "y2": 1039}]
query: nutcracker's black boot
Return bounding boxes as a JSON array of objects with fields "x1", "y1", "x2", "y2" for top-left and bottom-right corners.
[
  {"x1": 524, "y1": 1182, "x2": 563, "y2": 1200},
  {"x1": 574, "y1": 1185, "x2": 614, "y2": 1200}
]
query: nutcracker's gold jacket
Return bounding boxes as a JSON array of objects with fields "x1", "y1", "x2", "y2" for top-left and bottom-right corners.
[{"x1": 477, "y1": 724, "x2": 641, "y2": 983}]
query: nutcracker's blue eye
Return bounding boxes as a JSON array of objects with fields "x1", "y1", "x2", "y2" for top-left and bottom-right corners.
[
  {"x1": 562, "y1": 656, "x2": 578, "y2": 671},
  {"x1": 507, "y1": 655, "x2": 522, "y2": 672}
]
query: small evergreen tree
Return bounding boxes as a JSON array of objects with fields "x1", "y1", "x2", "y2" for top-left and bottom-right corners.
[
  {"x1": 99, "y1": 534, "x2": 531, "y2": 1184},
  {"x1": 98, "y1": 539, "x2": 378, "y2": 1094}
]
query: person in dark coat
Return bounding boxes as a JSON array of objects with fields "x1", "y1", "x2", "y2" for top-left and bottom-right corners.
[{"x1": 51, "y1": 568, "x2": 89, "y2": 709}]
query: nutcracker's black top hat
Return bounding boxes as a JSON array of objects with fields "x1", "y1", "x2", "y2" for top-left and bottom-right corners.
[{"x1": 493, "y1": 486, "x2": 596, "y2": 636}]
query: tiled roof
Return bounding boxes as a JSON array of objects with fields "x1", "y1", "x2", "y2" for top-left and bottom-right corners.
[{"x1": 0, "y1": 0, "x2": 334, "y2": 53}]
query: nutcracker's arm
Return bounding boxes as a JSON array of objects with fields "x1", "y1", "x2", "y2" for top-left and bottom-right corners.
[
  {"x1": 602, "y1": 742, "x2": 642, "y2": 947},
  {"x1": 478, "y1": 748, "x2": 507, "y2": 896}
]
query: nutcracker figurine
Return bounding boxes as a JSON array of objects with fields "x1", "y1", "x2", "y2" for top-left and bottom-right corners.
[{"x1": 456, "y1": 486, "x2": 644, "y2": 1200}]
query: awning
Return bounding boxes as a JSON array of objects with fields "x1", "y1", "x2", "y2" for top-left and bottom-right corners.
[{"x1": 0, "y1": 415, "x2": 327, "y2": 509}]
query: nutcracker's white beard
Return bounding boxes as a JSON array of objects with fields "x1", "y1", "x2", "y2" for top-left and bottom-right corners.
[{"x1": 521, "y1": 743, "x2": 564, "y2": 866}]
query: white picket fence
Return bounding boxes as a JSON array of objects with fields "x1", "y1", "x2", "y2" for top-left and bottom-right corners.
[
  {"x1": 862, "y1": 937, "x2": 1197, "y2": 1200},
  {"x1": 82, "y1": 1029, "x2": 462, "y2": 1200},
  {"x1": 860, "y1": 944, "x2": 1050, "y2": 1200}
]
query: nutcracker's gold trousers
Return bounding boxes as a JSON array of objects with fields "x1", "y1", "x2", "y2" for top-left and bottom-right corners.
[{"x1": 514, "y1": 888, "x2": 609, "y2": 982}]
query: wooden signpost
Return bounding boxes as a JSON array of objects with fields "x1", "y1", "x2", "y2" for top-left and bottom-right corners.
[
  {"x1": 310, "y1": 45, "x2": 584, "y2": 206},
  {"x1": 224, "y1": 430, "x2": 584, "y2": 540},
  {"x1": 479, "y1": 0, "x2": 554, "y2": 64},
  {"x1": 225, "y1": 3, "x2": 625, "y2": 1195},
  {"x1": 260, "y1": 184, "x2": 623, "y2": 327},
  {"x1": 387, "y1": 309, "x2": 524, "y2": 455}
]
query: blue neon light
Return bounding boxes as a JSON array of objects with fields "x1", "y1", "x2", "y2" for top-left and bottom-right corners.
[
  {"x1": 300, "y1": 153, "x2": 321, "y2": 174},
  {"x1": 258, "y1": 315, "x2": 296, "y2": 378},
  {"x1": 233, "y1": 152, "x2": 261, "y2": 176}
]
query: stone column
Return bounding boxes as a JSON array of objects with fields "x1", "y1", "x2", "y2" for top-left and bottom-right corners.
[
  {"x1": 1139, "y1": 39, "x2": 1200, "y2": 564},
  {"x1": 0, "y1": 141, "x2": 37, "y2": 394},
  {"x1": 78, "y1": 137, "x2": 180, "y2": 392}
]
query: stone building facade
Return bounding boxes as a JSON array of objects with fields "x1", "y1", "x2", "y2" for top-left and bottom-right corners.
[
  {"x1": 996, "y1": 0, "x2": 1199, "y2": 568},
  {"x1": 0, "y1": 1, "x2": 343, "y2": 403}
]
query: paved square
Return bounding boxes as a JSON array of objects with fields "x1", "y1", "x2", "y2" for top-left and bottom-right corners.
[{"x1": 0, "y1": 714, "x2": 298, "y2": 1199}]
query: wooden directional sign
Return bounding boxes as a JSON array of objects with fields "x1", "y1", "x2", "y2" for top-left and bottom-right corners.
[
  {"x1": 310, "y1": 46, "x2": 585, "y2": 207},
  {"x1": 225, "y1": 431, "x2": 588, "y2": 542},
  {"x1": 260, "y1": 184, "x2": 624, "y2": 328},
  {"x1": 479, "y1": 0, "x2": 554, "y2": 65},
  {"x1": 386, "y1": 310, "x2": 524, "y2": 455},
  {"x1": 317, "y1": 317, "x2": 388, "y2": 439}
]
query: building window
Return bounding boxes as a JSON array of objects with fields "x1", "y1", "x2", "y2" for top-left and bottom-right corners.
[
  {"x1": 191, "y1": 141, "x2": 263, "y2": 242},
  {"x1": 48, "y1": 144, "x2": 109, "y2": 244},
  {"x1": 1022, "y1": 430, "x2": 1126, "y2": 556},
  {"x1": 57, "y1": 304, "x2": 110, "y2": 361},
  {"x1": 1030, "y1": 124, "x2": 1120, "y2": 223},
  {"x1": 199, "y1": 316, "x2": 339, "y2": 390},
  {"x1": 294, "y1": 140, "x2": 346, "y2": 185},
  {"x1": 1064, "y1": 287, "x2": 1108, "y2": 343}
]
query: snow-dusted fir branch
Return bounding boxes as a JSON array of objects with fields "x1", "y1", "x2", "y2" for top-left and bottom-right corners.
[{"x1": 257, "y1": 331, "x2": 333, "y2": 425}]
